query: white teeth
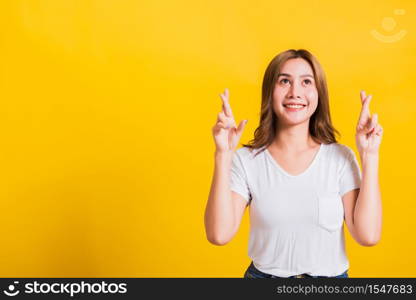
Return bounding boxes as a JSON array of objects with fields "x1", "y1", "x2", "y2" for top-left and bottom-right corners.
[{"x1": 285, "y1": 105, "x2": 304, "y2": 108}]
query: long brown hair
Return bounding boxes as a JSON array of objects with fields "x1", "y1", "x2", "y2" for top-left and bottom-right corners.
[{"x1": 242, "y1": 49, "x2": 340, "y2": 155}]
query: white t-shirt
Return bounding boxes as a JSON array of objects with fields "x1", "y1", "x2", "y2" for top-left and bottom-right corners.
[{"x1": 230, "y1": 142, "x2": 361, "y2": 277}]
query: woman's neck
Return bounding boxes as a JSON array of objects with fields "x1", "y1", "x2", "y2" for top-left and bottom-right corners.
[{"x1": 271, "y1": 121, "x2": 319, "y2": 153}]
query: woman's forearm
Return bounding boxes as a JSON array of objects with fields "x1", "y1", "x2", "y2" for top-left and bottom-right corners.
[
  {"x1": 204, "y1": 151, "x2": 235, "y2": 245},
  {"x1": 353, "y1": 152, "x2": 382, "y2": 245}
]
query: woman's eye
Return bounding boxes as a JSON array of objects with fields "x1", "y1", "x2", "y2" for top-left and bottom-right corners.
[
  {"x1": 280, "y1": 79, "x2": 289, "y2": 84},
  {"x1": 304, "y1": 79, "x2": 312, "y2": 85}
]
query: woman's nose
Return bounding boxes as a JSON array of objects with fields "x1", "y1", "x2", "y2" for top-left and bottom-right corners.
[{"x1": 287, "y1": 81, "x2": 302, "y2": 99}]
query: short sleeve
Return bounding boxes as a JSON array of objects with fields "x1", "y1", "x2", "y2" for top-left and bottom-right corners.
[
  {"x1": 339, "y1": 147, "x2": 362, "y2": 197},
  {"x1": 230, "y1": 151, "x2": 252, "y2": 203}
]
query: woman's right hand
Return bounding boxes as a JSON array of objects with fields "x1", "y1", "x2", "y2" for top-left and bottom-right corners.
[{"x1": 212, "y1": 88, "x2": 248, "y2": 153}]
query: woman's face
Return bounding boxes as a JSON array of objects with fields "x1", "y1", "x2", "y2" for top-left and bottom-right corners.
[{"x1": 272, "y1": 58, "x2": 319, "y2": 127}]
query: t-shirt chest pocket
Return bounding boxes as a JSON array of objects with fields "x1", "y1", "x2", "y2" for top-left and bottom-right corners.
[{"x1": 317, "y1": 192, "x2": 344, "y2": 232}]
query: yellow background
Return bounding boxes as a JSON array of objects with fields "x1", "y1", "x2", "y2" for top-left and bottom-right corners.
[{"x1": 0, "y1": 0, "x2": 414, "y2": 277}]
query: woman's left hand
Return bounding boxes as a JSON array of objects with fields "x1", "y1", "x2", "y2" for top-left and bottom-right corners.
[{"x1": 355, "y1": 90, "x2": 383, "y2": 156}]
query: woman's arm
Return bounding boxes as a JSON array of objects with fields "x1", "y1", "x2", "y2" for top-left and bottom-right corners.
[
  {"x1": 204, "y1": 151, "x2": 248, "y2": 246},
  {"x1": 344, "y1": 90, "x2": 384, "y2": 246},
  {"x1": 353, "y1": 152, "x2": 382, "y2": 245},
  {"x1": 204, "y1": 151, "x2": 235, "y2": 245},
  {"x1": 205, "y1": 88, "x2": 249, "y2": 245}
]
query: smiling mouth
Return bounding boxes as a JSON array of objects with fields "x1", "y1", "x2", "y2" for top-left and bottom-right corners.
[
  {"x1": 283, "y1": 104, "x2": 307, "y2": 112},
  {"x1": 283, "y1": 104, "x2": 307, "y2": 108}
]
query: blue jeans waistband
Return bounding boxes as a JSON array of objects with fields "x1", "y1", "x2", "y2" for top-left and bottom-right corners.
[{"x1": 244, "y1": 261, "x2": 349, "y2": 278}]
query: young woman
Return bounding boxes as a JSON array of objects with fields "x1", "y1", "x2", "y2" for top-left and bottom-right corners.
[{"x1": 204, "y1": 49, "x2": 383, "y2": 278}]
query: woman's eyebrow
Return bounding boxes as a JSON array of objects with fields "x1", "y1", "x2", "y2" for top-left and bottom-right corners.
[{"x1": 277, "y1": 73, "x2": 314, "y2": 78}]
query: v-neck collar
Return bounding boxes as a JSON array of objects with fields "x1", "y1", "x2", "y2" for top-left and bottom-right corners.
[{"x1": 265, "y1": 143, "x2": 324, "y2": 178}]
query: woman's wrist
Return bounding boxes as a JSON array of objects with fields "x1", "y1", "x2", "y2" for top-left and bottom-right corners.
[
  {"x1": 214, "y1": 150, "x2": 234, "y2": 165},
  {"x1": 359, "y1": 150, "x2": 379, "y2": 161}
]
